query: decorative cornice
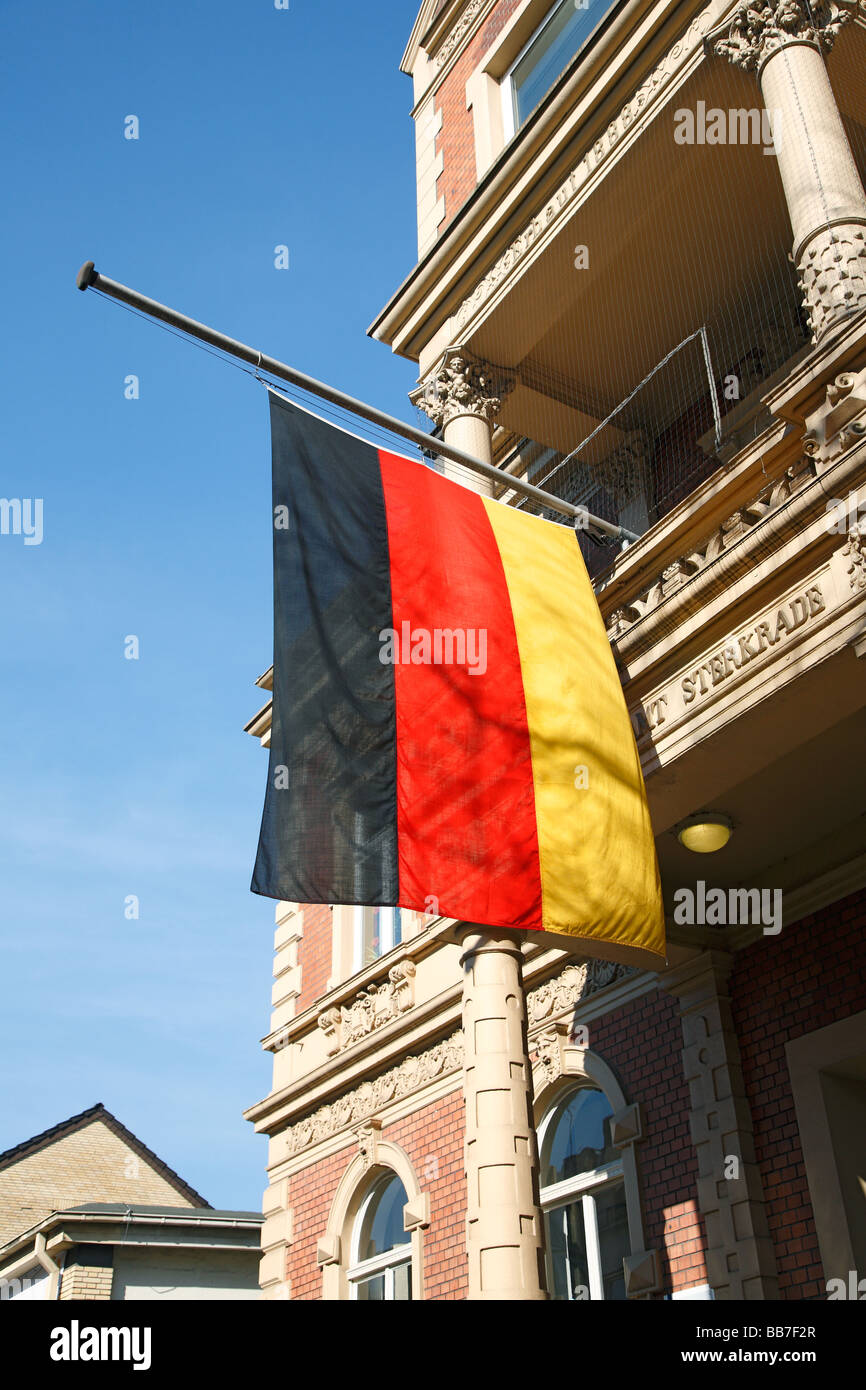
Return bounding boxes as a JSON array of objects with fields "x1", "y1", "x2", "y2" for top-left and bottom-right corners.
[
  {"x1": 273, "y1": 955, "x2": 646, "y2": 1158},
  {"x1": 279, "y1": 1031, "x2": 463, "y2": 1158},
  {"x1": 410, "y1": 346, "x2": 515, "y2": 429},
  {"x1": 605, "y1": 451, "x2": 819, "y2": 640},
  {"x1": 705, "y1": 1, "x2": 853, "y2": 74},
  {"x1": 434, "y1": 0, "x2": 488, "y2": 68},
  {"x1": 318, "y1": 960, "x2": 417, "y2": 1057},
  {"x1": 527, "y1": 959, "x2": 637, "y2": 1028}
]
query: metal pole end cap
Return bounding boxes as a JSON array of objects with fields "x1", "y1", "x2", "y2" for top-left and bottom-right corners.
[{"x1": 76, "y1": 261, "x2": 97, "y2": 291}]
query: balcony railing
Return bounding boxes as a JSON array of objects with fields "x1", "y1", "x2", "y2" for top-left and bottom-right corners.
[{"x1": 501, "y1": 291, "x2": 812, "y2": 584}]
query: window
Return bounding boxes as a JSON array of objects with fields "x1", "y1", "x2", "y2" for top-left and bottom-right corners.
[
  {"x1": 1, "y1": 1264, "x2": 49, "y2": 1300},
  {"x1": 503, "y1": 0, "x2": 618, "y2": 137},
  {"x1": 353, "y1": 906, "x2": 402, "y2": 969},
  {"x1": 347, "y1": 1172, "x2": 412, "y2": 1301},
  {"x1": 539, "y1": 1085, "x2": 629, "y2": 1300}
]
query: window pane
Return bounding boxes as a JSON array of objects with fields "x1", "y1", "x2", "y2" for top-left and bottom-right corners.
[
  {"x1": 513, "y1": 0, "x2": 615, "y2": 129},
  {"x1": 392, "y1": 1259, "x2": 412, "y2": 1301},
  {"x1": 542, "y1": 1087, "x2": 617, "y2": 1185},
  {"x1": 595, "y1": 1182, "x2": 629, "y2": 1301},
  {"x1": 365, "y1": 908, "x2": 382, "y2": 963},
  {"x1": 393, "y1": 907, "x2": 402, "y2": 947},
  {"x1": 355, "y1": 1272, "x2": 386, "y2": 1301},
  {"x1": 545, "y1": 1200, "x2": 590, "y2": 1300},
  {"x1": 357, "y1": 1173, "x2": 408, "y2": 1260}
]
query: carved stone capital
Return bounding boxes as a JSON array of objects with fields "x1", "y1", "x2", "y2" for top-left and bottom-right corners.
[
  {"x1": 410, "y1": 347, "x2": 515, "y2": 431},
  {"x1": 797, "y1": 224, "x2": 866, "y2": 343},
  {"x1": 705, "y1": 1, "x2": 853, "y2": 74}
]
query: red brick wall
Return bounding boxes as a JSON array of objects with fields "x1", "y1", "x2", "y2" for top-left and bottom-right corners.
[
  {"x1": 730, "y1": 887, "x2": 866, "y2": 1299},
  {"x1": 284, "y1": 1088, "x2": 466, "y2": 1300},
  {"x1": 286, "y1": 1143, "x2": 352, "y2": 1300},
  {"x1": 296, "y1": 903, "x2": 333, "y2": 1012},
  {"x1": 574, "y1": 988, "x2": 707, "y2": 1295},
  {"x1": 435, "y1": 0, "x2": 523, "y2": 231},
  {"x1": 383, "y1": 1092, "x2": 467, "y2": 1299}
]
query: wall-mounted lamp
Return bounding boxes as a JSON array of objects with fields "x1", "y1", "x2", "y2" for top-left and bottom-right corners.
[{"x1": 676, "y1": 812, "x2": 733, "y2": 854}]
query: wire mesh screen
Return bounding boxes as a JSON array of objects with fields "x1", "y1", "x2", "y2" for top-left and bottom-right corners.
[
  {"x1": 478, "y1": 32, "x2": 866, "y2": 580},
  {"x1": 507, "y1": 286, "x2": 810, "y2": 577}
]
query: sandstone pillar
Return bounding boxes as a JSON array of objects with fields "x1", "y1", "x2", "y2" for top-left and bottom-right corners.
[
  {"x1": 413, "y1": 348, "x2": 546, "y2": 1299},
  {"x1": 460, "y1": 929, "x2": 548, "y2": 1300},
  {"x1": 708, "y1": 0, "x2": 866, "y2": 341}
]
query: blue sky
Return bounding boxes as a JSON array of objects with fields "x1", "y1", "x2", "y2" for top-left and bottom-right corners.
[{"x1": 0, "y1": 0, "x2": 420, "y2": 1209}]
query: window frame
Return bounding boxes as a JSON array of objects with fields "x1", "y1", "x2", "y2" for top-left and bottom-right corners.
[
  {"x1": 346, "y1": 1173, "x2": 413, "y2": 1302},
  {"x1": 352, "y1": 906, "x2": 403, "y2": 972},
  {"x1": 500, "y1": 0, "x2": 618, "y2": 142},
  {"x1": 537, "y1": 1084, "x2": 628, "y2": 1301}
]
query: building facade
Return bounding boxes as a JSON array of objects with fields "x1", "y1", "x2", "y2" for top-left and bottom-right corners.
[
  {"x1": 0, "y1": 1105, "x2": 262, "y2": 1301},
  {"x1": 245, "y1": 0, "x2": 866, "y2": 1300}
]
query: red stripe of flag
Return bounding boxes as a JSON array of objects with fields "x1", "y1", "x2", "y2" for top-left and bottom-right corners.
[{"x1": 378, "y1": 450, "x2": 543, "y2": 929}]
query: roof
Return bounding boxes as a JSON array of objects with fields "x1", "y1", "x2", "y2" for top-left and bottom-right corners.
[
  {"x1": 0, "y1": 1103, "x2": 210, "y2": 1208},
  {"x1": 63, "y1": 1203, "x2": 263, "y2": 1223},
  {"x1": 0, "y1": 1203, "x2": 263, "y2": 1265}
]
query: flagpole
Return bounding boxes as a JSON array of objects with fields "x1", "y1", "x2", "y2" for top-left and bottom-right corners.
[{"x1": 75, "y1": 262, "x2": 638, "y2": 545}]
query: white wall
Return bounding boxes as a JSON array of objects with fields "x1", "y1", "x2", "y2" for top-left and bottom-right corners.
[{"x1": 111, "y1": 1245, "x2": 260, "y2": 1301}]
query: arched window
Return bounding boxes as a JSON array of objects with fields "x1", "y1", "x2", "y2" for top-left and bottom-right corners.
[
  {"x1": 347, "y1": 1172, "x2": 412, "y2": 1300},
  {"x1": 539, "y1": 1085, "x2": 629, "y2": 1300}
]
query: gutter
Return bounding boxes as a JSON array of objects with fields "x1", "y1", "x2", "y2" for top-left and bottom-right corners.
[{"x1": 34, "y1": 1232, "x2": 62, "y2": 1301}]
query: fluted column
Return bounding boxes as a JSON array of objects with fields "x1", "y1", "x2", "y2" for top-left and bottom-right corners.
[
  {"x1": 410, "y1": 346, "x2": 514, "y2": 494},
  {"x1": 707, "y1": 0, "x2": 866, "y2": 341},
  {"x1": 460, "y1": 929, "x2": 548, "y2": 1300}
]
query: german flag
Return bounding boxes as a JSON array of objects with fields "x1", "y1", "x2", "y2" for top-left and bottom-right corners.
[{"x1": 252, "y1": 391, "x2": 664, "y2": 967}]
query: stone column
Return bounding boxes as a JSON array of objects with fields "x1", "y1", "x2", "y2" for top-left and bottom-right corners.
[
  {"x1": 413, "y1": 352, "x2": 544, "y2": 1298},
  {"x1": 708, "y1": 0, "x2": 866, "y2": 341},
  {"x1": 460, "y1": 929, "x2": 548, "y2": 1300},
  {"x1": 410, "y1": 346, "x2": 515, "y2": 494}
]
